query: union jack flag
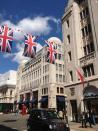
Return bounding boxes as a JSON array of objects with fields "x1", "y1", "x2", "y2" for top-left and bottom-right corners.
[
  {"x1": 23, "y1": 34, "x2": 37, "y2": 58},
  {"x1": 45, "y1": 40, "x2": 56, "y2": 64},
  {"x1": 0, "y1": 25, "x2": 13, "y2": 53}
]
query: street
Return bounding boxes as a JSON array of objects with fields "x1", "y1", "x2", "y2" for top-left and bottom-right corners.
[
  {"x1": 0, "y1": 113, "x2": 28, "y2": 131},
  {"x1": 0, "y1": 113, "x2": 98, "y2": 131}
]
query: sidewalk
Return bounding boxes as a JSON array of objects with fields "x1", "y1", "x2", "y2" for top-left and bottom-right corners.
[{"x1": 69, "y1": 122, "x2": 98, "y2": 131}]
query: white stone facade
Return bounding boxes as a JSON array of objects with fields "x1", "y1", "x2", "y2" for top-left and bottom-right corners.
[
  {"x1": 0, "y1": 70, "x2": 16, "y2": 112},
  {"x1": 16, "y1": 37, "x2": 66, "y2": 110},
  {"x1": 62, "y1": 0, "x2": 98, "y2": 122}
]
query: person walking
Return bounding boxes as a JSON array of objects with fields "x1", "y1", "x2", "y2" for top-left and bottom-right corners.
[
  {"x1": 91, "y1": 109, "x2": 96, "y2": 125},
  {"x1": 85, "y1": 111, "x2": 93, "y2": 128},
  {"x1": 21, "y1": 104, "x2": 27, "y2": 115},
  {"x1": 58, "y1": 110, "x2": 63, "y2": 119},
  {"x1": 15, "y1": 104, "x2": 19, "y2": 116},
  {"x1": 81, "y1": 112, "x2": 87, "y2": 128}
]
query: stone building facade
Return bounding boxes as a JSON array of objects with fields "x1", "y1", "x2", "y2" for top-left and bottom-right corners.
[
  {"x1": 0, "y1": 70, "x2": 16, "y2": 112},
  {"x1": 62, "y1": 0, "x2": 98, "y2": 121},
  {"x1": 16, "y1": 37, "x2": 66, "y2": 111}
]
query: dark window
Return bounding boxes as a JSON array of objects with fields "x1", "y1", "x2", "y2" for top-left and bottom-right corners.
[
  {"x1": 88, "y1": 24, "x2": 91, "y2": 33},
  {"x1": 58, "y1": 54, "x2": 62, "y2": 60},
  {"x1": 60, "y1": 88, "x2": 64, "y2": 94},
  {"x1": 83, "y1": 46, "x2": 87, "y2": 56},
  {"x1": 57, "y1": 87, "x2": 59, "y2": 93},
  {"x1": 68, "y1": 51, "x2": 72, "y2": 61},
  {"x1": 66, "y1": 20, "x2": 69, "y2": 28},
  {"x1": 84, "y1": 42, "x2": 95, "y2": 55},
  {"x1": 67, "y1": 35, "x2": 70, "y2": 44},
  {"x1": 82, "y1": 28, "x2": 85, "y2": 37},
  {"x1": 69, "y1": 71, "x2": 73, "y2": 81},
  {"x1": 63, "y1": 75, "x2": 65, "y2": 82},
  {"x1": 85, "y1": 26, "x2": 88, "y2": 35},
  {"x1": 87, "y1": 44, "x2": 90, "y2": 54},
  {"x1": 10, "y1": 90, "x2": 12, "y2": 96},
  {"x1": 82, "y1": 64, "x2": 95, "y2": 77},
  {"x1": 90, "y1": 42, "x2": 95, "y2": 52},
  {"x1": 55, "y1": 53, "x2": 57, "y2": 59},
  {"x1": 91, "y1": 64, "x2": 95, "y2": 75},
  {"x1": 85, "y1": 7, "x2": 89, "y2": 16},
  {"x1": 80, "y1": 12, "x2": 83, "y2": 19}
]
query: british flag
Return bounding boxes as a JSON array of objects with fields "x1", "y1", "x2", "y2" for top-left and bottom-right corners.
[
  {"x1": 0, "y1": 25, "x2": 13, "y2": 53},
  {"x1": 23, "y1": 34, "x2": 37, "y2": 58},
  {"x1": 45, "y1": 40, "x2": 56, "y2": 64}
]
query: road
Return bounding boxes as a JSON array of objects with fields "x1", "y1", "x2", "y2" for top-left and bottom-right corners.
[
  {"x1": 0, "y1": 113, "x2": 76, "y2": 131},
  {"x1": 0, "y1": 113, "x2": 97, "y2": 131},
  {"x1": 0, "y1": 113, "x2": 28, "y2": 131}
]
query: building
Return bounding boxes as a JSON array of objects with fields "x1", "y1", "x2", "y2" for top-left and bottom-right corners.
[
  {"x1": 62, "y1": 0, "x2": 98, "y2": 122},
  {"x1": 16, "y1": 37, "x2": 66, "y2": 111},
  {"x1": 0, "y1": 70, "x2": 16, "y2": 113}
]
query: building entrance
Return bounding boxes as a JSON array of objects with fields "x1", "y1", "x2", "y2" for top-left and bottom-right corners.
[
  {"x1": 83, "y1": 85, "x2": 98, "y2": 123},
  {"x1": 70, "y1": 100, "x2": 78, "y2": 122}
]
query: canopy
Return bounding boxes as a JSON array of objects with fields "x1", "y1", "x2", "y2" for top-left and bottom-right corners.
[
  {"x1": 57, "y1": 96, "x2": 65, "y2": 102},
  {"x1": 39, "y1": 97, "x2": 48, "y2": 103}
]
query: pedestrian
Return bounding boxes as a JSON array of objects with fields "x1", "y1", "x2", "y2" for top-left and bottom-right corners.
[
  {"x1": 81, "y1": 112, "x2": 87, "y2": 128},
  {"x1": 91, "y1": 109, "x2": 96, "y2": 125},
  {"x1": 58, "y1": 110, "x2": 63, "y2": 119},
  {"x1": 85, "y1": 111, "x2": 93, "y2": 128},
  {"x1": 21, "y1": 104, "x2": 27, "y2": 115},
  {"x1": 15, "y1": 104, "x2": 19, "y2": 116}
]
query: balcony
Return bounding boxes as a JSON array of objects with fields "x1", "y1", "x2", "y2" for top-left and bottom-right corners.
[{"x1": 80, "y1": 52, "x2": 96, "y2": 66}]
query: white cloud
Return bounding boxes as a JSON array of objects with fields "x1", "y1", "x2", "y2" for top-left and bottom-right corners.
[
  {"x1": 3, "y1": 42, "x2": 42, "y2": 64},
  {"x1": 1, "y1": 16, "x2": 59, "y2": 64},
  {"x1": 0, "y1": 16, "x2": 60, "y2": 39}
]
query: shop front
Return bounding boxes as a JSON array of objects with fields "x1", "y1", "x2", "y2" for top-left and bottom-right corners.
[{"x1": 83, "y1": 85, "x2": 98, "y2": 123}]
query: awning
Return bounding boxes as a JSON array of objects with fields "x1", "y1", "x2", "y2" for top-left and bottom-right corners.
[
  {"x1": 30, "y1": 98, "x2": 37, "y2": 103},
  {"x1": 57, "y1": 96, "x2": 65, "y2": 102},
  {"x1": 39, "y1": 97, "x2": 48, "y2": 103}
]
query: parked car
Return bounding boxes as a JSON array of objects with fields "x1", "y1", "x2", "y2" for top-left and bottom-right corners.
[{"x1": 27, "y1": 109, "x2": 70, "y2": 131}]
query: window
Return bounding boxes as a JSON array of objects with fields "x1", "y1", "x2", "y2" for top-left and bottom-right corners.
[
  {"x1": 58, "y1": 54, "x2": 62, "y2": 60},
  {"x1": 43, "y1": 77, "x2": 44, "y2": 84},
  {"x1": 67, "y1": 35, "x2": 70, "y2": 44},
  {"x1": 57, "y1": 87, "x2": 59, "y2": 93},
  {"x1": 60, "y1": 88, "x2": 64, "y2": 94},
  {"x1": 68, "y1": 51, "x2": 72, "y2": 61},
  {"x1": 80, "y1": 7, "x2": 89, "y2": 20},
  {"x1": 82, "y1": 64, "x2": 95, "y2": 77},
  {"x1": 69, "y1": 71, "x2": 73, "y2": 81},
  {"x1": 81, "y1": 24, "x2": 92, "y2": 37},
  {"x1": 56, "y1": 63, "x2": 58, "y2": 70},
  {"x1": 83, "y1": 46, "x2": 87, "y2": 56},
  {"x1": 87, "y1": 44, "x2": 90, "y2": 54},
  {"x1": 66, "y1": 20, "x2": 69, "y2": 28},
  {"x1": 10, "y1": 90, "x2": 12, "y2": 96},
  {"x1": 59, "y1": 64, "x2": 62, "y2": 71},
  {"x1": 83, "y1": 42, "x2": 95, "y2": 56},
  {"x1": 63, "y1": 75, "x2": 65, "y2": 82},
  {"x1": 70, "y1": 88, "x2": 75, "y2": 96},
  {"x1": 82, "y1": 28, "x2": 85, "y2": 37},
  {"x1": 78, "y1": 0, "x2": 86, "y2": 4},
  {"x1": 59, "y1": 75, "x2": 62, "y2": 82},
  {"x1": 56, "y1": 74, "x2": 58, "y2": 82},
  {"x1": 43, "y1": 66, "x2": 44, "y2": 74},
  {"x1": 90, "y1": 42, "x2": 95, "y2": 52}
]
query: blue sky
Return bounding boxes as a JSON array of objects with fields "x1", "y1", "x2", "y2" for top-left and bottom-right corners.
[{"x1": 0, "y1": 0, "x2": 67, "y2": 73}]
